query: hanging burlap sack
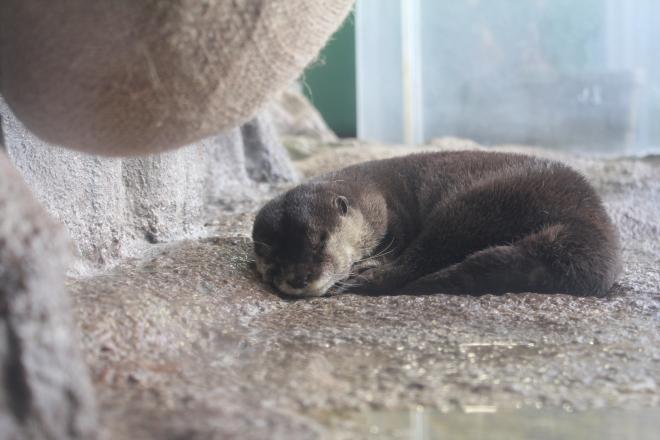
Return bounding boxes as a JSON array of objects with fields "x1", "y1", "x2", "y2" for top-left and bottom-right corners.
[{"x1": 0, "y1": 0, "x2": 353, "y2": 155}]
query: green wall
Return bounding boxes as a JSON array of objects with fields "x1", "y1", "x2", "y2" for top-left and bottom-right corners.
[{"x1": 302, "y1": 12, "x2": 356, "y2": 138}]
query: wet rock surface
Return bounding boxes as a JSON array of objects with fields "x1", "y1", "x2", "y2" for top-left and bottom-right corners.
[{"x1": 69, "y1": 145, "x2": 659, "y2": 439}]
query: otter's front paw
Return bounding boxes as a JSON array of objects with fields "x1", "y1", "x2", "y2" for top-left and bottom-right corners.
[{"x1": 352, "y1": 265, "x2": 409, "y2": 294}]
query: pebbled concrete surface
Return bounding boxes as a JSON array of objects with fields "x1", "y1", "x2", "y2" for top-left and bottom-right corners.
[{"x1": 69, "y1": 144, "x2": 659, "y2": 439}]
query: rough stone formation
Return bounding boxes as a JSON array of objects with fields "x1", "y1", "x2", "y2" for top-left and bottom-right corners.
[
  {"x1": 241, "y1": 115, "x2": 301, "y2": 185},
  {"x1": 1, "y1": 98, "x2": 297, "y2": 272},
  {"x1": 0, "y1": 0, "x2": 354, "y2": 155},
  {"x1": 268, "y1": 86, "x2": 343, "y2": 161},
  {"x1": 269, "y1": 86, "x2": 339, "y2": 143},
  {"x1": 0, "y1": 152, "x2": 97, "y2": 439},
  {"x1": 68, "y1": 143, "x2": 660, "y2": 439}
]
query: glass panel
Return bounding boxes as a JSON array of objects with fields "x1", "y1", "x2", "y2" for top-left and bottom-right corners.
[{"x1": 357, "y1": 0, "x2": 660, "y2": 153}]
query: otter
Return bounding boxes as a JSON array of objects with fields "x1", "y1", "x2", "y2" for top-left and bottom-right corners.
[{"x1": 251, "y1": 151, "x2": 621, "y2": 297}]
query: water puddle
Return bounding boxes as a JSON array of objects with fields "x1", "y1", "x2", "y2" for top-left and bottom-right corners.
[{"x1": 324, "y1": 406, "x2": 660, "y2": 439}]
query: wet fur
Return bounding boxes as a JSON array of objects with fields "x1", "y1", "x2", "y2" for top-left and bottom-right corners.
[{"x1": 252, "y1": 151, "x2": 621, "y2": 297}]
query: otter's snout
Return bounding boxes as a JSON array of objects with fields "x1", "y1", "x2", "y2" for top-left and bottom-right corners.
[
  {"x1": 278, "y1": 266, "x2": 314, "y2": 291},
  {"x1": 287, "y1": 273, "x2": 312, "y2": 289},
  {"x1": 272, "y1": 265, "x2": 331, "y2": 297}
]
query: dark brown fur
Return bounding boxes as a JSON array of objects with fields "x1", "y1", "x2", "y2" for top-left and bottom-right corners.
[{"x1": 252, "y1": 151, "x2": 621, "y2": 297}]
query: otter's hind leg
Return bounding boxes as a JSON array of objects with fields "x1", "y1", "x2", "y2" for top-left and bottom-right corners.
[{"x1": 402, "y1": 223, "x2": 620, "y2": 297}]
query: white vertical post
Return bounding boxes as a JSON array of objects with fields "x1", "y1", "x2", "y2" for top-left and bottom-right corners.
[
  {"x1": 401, "y1": 0, "x2": 424, "y2": 145},
  {"x1": 356, "y1": 0, "x2": 405, "y2": 144}
]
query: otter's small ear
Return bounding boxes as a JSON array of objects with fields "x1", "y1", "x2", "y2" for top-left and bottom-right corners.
[{"x1": 335, "y1": 196, "x2": 349, "y2": 216}]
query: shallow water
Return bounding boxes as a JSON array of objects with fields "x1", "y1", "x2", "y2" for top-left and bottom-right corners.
[{"x1": 328, "y1": 407, "x2": 660, "y2": 439}]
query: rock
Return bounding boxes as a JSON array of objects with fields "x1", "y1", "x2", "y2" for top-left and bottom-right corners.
[
  {"x1": 0, "y1": 0, "x2": 354, "y2": 155},
  {"x1": 0, "y1": 152, "x2": 97, "y2": 439},
  {"x1": 282, "y1": 136, "x2": 366, "y2": 161},
  {"x1": 68, "y1": 143, "x2": 660, "y2": 439},
  {"x1": 269, "y1": 87, "x2": 338, "y2": 142},
  {"x1": 242, "y1": 112, "x2": 299, "y2": 184},
  {"x1": 1, "y1": 97, "x2": 297, "y2": 273}
]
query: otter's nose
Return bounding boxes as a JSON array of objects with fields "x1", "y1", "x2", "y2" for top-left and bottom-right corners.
[{"x1": 288, "y1": 274, "x2": 311, "y2": 289}]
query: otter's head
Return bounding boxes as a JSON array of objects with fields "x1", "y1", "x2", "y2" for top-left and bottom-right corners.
[{"x1": 252, "y1": 183, "x2": 372, "y2": 297}]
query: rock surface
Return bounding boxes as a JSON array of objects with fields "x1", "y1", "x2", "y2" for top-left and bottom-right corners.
[
  {"x1": 68, "y1": 143, "x2": 659, "y2": 439},
  {"x1": 269, "y1": 87, "x2": 339, "y2": 143},
  {"x1": 1, "y1": 0, "x2": 354, "y2": 154},
  {"x1": 2, "y1": 98, "x2": 297, "y2": 273},
  {"x1": 0, "y1": 152, "x2": 97, "y2": 439}
]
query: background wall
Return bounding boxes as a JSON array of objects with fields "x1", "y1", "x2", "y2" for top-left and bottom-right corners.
[{"x1": 302, "y1": 12, "x2": 357, "y2": 138}]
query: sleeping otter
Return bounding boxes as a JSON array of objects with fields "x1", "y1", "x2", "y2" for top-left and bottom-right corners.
[{"x1": 251, "y1": 151, "x2": 621, "y2": 297}]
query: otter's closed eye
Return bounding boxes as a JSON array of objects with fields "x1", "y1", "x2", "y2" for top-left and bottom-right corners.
[{"x1": 335, "y1": 196, "x2": 349, "y2": 216}]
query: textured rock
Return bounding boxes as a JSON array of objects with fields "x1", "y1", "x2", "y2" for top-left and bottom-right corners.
[
  {"x1": 68, "y1": 144, "x2": 659, "y2": 439},
  {"x1": 269, "y1": 87, "x2": 339, "y2": 142},
  {"x1": 0, "y1": 152, "x2": 97, "y2": 439},
  {"x1": 269, "y1": 86, "x2": 346, "y2": 162},
  {"x1": 242, "y1": 112, "x2": 299, "y2": 184},
  {"x1": 0, "y1": 0, "x2": 354, "y2": 155},
  {"x1": 1, "y1": 97, "x2": 297, "y2": 273}
]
